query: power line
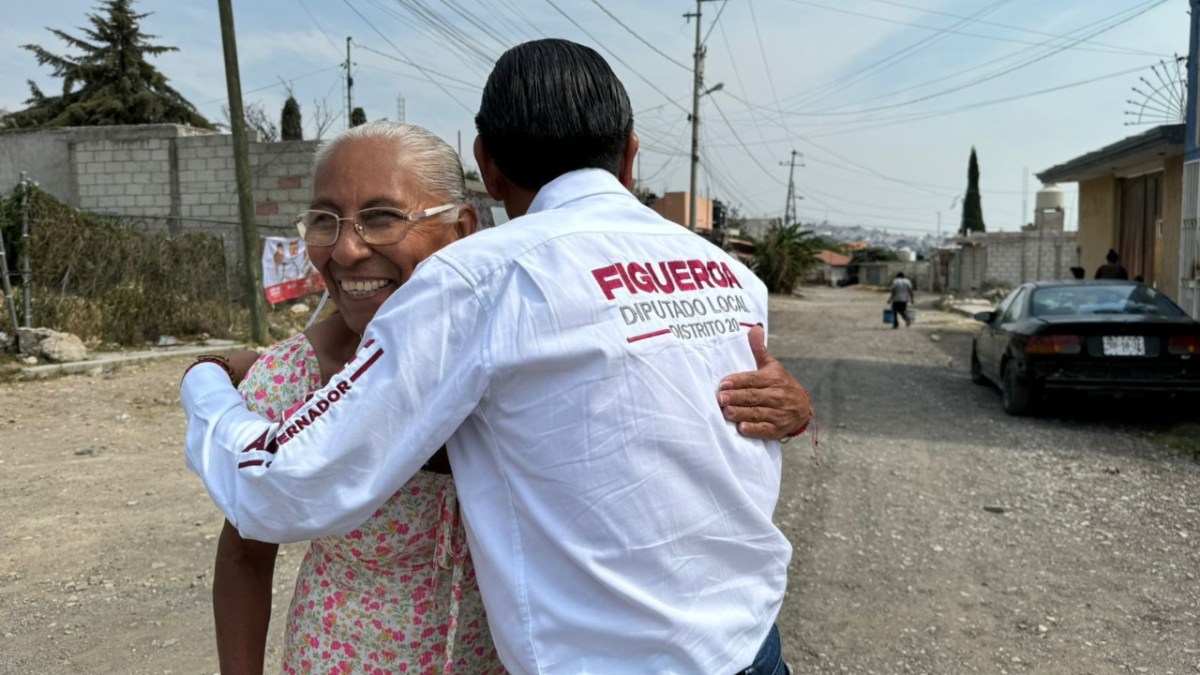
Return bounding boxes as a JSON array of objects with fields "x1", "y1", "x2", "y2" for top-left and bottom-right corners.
[
  {"x1": 492, "y1": 0, "x2": 544, "y2": 32},
  {"x1": 296, "y1": 0, "x2": 344, "y2": 57},
  {"x1": 709, "y1": 96, "x2": 786, "y2": 186},
  {"x1": 781, "y1": 0, "x2": 1018, "y2": 111},
  {"x1": 541, "y1": 0, "x2": 690, "y2": 115},
  {"x1": 701, "y1": 0, "x2": 730, "y2": 44},
  {"x1": 362, "y1": 0, "x2": 495, "y2": 73},
  {"x1": 340, "y1": 0, "x2": 477, "y2": 114},
  {"x1": 197, "y1": 64, "x2": 342, "y2": 107},
  {"x1": 353, "y1": 43, "x2": 482, "y2": 90},
  {"x1": 390, "y1": 0, "x2": 497, "y2": 67},
  {"x1": 435, "y1": 0, "x2": 514, "y2": 52},
  {"x1": 792, "y1": 0, "x2": 1169, "y2": 118},
  {"x1": 782, "y1": 0, "x2": 1170, "y2": 58},
  {"x1": 858, "y1": 0, "x2": 1169, "y2": 57},
  {"x1": 716, "y1": 20, "x2": 774, "y2": 150},
  {"x1": 355, "y1": 61, "x2": 479, "y2": 93},
  {"x1": 585, "y1": 0, "x2": 691, "y2": 71},
  {"x1": 467, "y1": 0, "x2": 539, "y2": 43},
  {"x1": 634, "y1": 93, "x2": 693, "y2": 117},
  {"x1": 802, "y1": 62, "x2": 1156, "y2": 139},
  {"x1": 745, "y1": 0, "x2": 796, "y2": 172}
]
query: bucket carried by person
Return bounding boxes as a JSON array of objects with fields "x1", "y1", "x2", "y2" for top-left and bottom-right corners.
[
  {"x1": 905, "y1": 308, "x2": 917, "y2": 324},
  {"x1": 882, "y1": 308, "x2": 895, "y2": 325}
]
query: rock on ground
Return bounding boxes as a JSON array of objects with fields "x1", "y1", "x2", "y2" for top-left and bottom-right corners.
[{"x1": 17, "y1": 327, "x2": 88, "y2": 363}]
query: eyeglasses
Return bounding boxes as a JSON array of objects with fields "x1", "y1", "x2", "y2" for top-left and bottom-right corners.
[{"x1": 294, "y1": 204, "x2": 458, "y2": 247}]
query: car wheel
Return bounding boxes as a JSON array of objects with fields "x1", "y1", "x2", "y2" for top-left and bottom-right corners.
[
  {"x1": 970, "y1": 346, "x2": 988, "y2": 385},
  {"x1": 1001, "y1": 361, "x2": 1037, "y2": 416}
]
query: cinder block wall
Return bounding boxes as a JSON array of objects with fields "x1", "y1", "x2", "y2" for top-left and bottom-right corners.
[
  {"x1": 948, "y1": 231, "x2": 1079, "y2": 295},
  {"x1": 75, "y1": 135, "x2": 174, "y2": 216}
]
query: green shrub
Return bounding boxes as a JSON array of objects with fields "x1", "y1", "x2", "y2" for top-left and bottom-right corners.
[
  {"x1": 0, "y1": 184, "x2": 233, "y2": 345},
  {"x1": 750, "y1": 223, "x2": 819, "y2": 294}
]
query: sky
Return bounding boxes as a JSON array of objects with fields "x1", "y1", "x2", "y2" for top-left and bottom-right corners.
[{"x1": 0, "y1": 0, "x2": 1192, "y2": 237}]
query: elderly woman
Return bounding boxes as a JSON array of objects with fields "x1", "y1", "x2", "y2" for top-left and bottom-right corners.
[{"x1": 213, "y1": 121, "x2": 811, "y2": 674}]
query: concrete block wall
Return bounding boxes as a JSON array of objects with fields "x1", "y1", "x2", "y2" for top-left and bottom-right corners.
[
  {"x1": 951, "y1": 245, "x2": 987, "y2": 295},
  {"x1": 981, "y1": 231, "x2": 1077, "y2": 287},
  {"x1": 175, "y1": 133, "x2": 238, "y2": 227},
  {"x1": 74, "y1": 136, "x2": 174, "y2": 217},
  {"x1": 60, "y1": 128, "x2": 318, "y2": 240},
  {"x1": 948, "y1": 231, "x2": 1079, "y2": 295},
  {"x1": 249, "y1": 140, "x2": 319, "y2": 231}
]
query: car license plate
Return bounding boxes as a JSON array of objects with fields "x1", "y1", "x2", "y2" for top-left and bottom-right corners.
[{"x1": 1102, "y1": 336, "x2": 1145, "y2": 356}]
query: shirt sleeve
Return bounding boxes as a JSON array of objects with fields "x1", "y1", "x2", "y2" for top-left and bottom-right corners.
[{"x1": 181, "y1": 256, "x2": 490, "y2": 543}]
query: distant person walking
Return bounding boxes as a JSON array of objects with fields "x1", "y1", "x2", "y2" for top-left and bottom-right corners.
[
  {"x1": 887, "y1": 271, "x2": 914, "y2": 329},
  {"x1": 1095, "y1": 249, "x2": 1129, "y2": 280}
]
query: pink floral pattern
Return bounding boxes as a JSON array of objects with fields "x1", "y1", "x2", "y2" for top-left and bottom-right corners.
[{"x1": 238, "y1": 334, "x2": 504, "y2": 674}]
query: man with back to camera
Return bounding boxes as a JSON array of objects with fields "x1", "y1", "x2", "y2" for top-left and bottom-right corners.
[
  {"x1": 181, "y1": 39, "x2": 796, "y2": 674},
  {"x1": 887, "y1": 271, "x2": 914, "y2": 329}
]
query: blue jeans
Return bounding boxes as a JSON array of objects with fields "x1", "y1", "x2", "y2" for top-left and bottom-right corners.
[{"x1": 733, "y1": 624, "x2": 789, "y2": 675}]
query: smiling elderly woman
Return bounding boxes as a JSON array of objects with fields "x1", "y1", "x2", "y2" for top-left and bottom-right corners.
[
  {"x1": 213, "y1": 122, "x2": 505, "y2": 675},
  {"x1": 210, "y1": 121, "x2": 812, "y2": 675}
]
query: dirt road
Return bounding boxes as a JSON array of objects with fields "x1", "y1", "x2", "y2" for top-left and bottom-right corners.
[
  {"x1": 1, "y1": 286, "x2": 1198, "y2": 674},
  {"x1": 773, "y1": 287, "x2": 1200, "y2": 674}
]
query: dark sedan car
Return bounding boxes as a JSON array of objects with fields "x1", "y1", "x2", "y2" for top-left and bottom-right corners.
[{"x1": 970, "y1": 281, "x2": 1200, "y2": 415}]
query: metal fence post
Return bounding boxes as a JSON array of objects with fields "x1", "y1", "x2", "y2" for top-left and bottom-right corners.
[
  {"x1": 18, "y1": 173, "x2": 33, "y2": 328},
  {"x1": 0, "y1": 184, "x2": 19, "y2": 343}
]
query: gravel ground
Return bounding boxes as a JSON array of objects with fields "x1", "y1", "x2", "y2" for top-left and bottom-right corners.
[
  {"x1": 773, "y1": 286, "x2": 1200, "y2": 675},
  {"x1": 1, "y1": 285, "x2": 1197, "y2": 674}
]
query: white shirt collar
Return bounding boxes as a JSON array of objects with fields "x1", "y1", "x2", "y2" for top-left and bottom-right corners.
[{"x1": 526, "y1": 168, "x2": 632, "y2": 216}]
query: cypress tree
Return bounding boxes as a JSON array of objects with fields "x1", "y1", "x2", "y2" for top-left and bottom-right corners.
[
  {"x1": 350, "y1": 107, "x2": 367, "y2": 128},
  {"x1": 960, "y1": 147, "x2": 986, "y2": 235},
  {"x1": 281, "y1": 96, "x2": 303, "y2": 141},
  {"x1": 4, "y1": 0, "x2": 211, "y2": 129}
]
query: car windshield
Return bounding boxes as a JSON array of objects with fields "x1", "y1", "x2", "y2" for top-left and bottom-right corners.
[{"x1": 1030, "y1": 284, "x2": 1186, "y2": 318}]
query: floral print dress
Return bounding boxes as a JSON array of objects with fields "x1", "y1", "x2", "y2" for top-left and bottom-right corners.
[{"x1": 238, "y1": 333, "x2": 505, "y2": 675}]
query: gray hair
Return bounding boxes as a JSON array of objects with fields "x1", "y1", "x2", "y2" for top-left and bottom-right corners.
[{"x1": 312, "y1": 120, "x2": 467, "y2": 222}]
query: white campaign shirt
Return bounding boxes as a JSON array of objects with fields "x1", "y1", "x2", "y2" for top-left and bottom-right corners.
[{"x1": 182, "y1": 169, "x2": 792, "y2": 675}]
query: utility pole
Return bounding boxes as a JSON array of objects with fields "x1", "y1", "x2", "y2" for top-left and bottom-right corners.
[
  {"x1": 780, "y1": 150, "x2": 802, "y2": 225},
  {"x1": 218, "y1": 0, "x2": 269, "y2": 344},
  {"x1": 685, "y1": 0, "x2": 721, "y2": 233},
  {"x1": 345, "y1": 37, "x2": 354, "y2": 127},
  {"x1": 396, "y1": 93, "x2": 405, "y2": 123}
]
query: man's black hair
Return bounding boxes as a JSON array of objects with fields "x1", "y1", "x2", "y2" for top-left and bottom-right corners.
[
  {"x1": 896, "y1": 271, "x2": 905, "y2": 278},
  {"x1": 1106, "y1": 249, "x2": 1119, "y2": 263},
  {"x1": 475, "y1": 39, "x2": 634, "y2": 191}
]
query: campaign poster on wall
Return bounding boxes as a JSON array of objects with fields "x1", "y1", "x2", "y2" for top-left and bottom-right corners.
[{"x1": 262, "y1": 236, "x2": 325, "y2": 305}]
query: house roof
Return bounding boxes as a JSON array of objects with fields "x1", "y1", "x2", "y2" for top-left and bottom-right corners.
[
  {"x1": 816, "y1": 250, "x2": 851, "y2": 266},
  {"x1": 1036, "y1": 124, "x2": 1185, "y2": 184}
]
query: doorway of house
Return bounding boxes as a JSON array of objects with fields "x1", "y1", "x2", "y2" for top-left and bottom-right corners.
[{"x1": 1118, "y1": 171, "x2": 1162, "y2": 283}]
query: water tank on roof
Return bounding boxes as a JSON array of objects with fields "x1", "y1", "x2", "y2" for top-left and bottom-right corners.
[
  {"x1": 1035, "y1": 184, "x2": 1066, "y2": 211},
  {"x1": 1034, "y1": 184, "x2": 1066, "y2": 232}
]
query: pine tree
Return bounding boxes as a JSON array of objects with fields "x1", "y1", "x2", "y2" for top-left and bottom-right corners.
[
  {"x1": 350, "y1": 107, "x2": 367, "y2": 128},
  {"x1": 3, "y1": 0, "x2": 211, "y2": 129},
  {"x1": 960, "y1": 147, "x2": 986, "y2": 235},
  {"x1": 280, "y1": 96, "x2": 303, "y2": 141}
]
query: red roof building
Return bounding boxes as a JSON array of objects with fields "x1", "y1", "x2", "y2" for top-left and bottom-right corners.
[{"x1": 815, "y1": 250, "x2": 851, "y2": 267}]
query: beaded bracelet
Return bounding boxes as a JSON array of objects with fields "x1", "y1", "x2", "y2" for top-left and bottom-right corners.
[{"x1": 182, "y1": 355, "x2": 235, "y2": 384}]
